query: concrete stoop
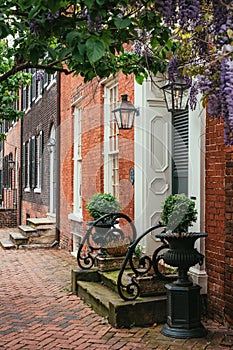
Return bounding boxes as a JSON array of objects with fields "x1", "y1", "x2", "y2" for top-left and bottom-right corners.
[
  {"x1": 72, "y1": 269, "x2": 167, "y2": 328},
  {"x1": 0, "y1": 217, "x2": 56, "y2": 249}
]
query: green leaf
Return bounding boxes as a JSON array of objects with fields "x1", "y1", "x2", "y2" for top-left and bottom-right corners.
[
  {"x1": 85, "y1": 0, "x2": 95, "y2": 9},
  {"x1": 86, "y1": 37, "x2": 105, "y2": 63},
  {"x1": 47, "y1": 47, "x2": 57, "y2": 60},
  {"x1": 96, "y1": 0, "x2": 105, "y2": 5},
  {"x1": 227, "y1": 29, "x2": 233, "y2": 39},
  {"x1": 66, "y1": 31, "x2": 81, "y2": 46},
  {"x1": 135, "y1": 73, "x2": 145, "y2": 85},
  {"x1": 114, "y1": 18, "x2": 131, "y2": 29}
]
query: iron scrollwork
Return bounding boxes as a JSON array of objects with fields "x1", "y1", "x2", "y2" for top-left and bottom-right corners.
[
  {"x1": 117, "y1": 223, "x2": 176, "y2": 301},
  {"x1": 77, "y1": 212, "x2": 137, "y2": 270}
]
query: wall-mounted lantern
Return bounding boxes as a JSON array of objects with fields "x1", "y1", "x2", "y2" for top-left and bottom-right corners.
[
  {"x1": 8, "y1": 159, "x2": 15, "y2": 170},
  {"x1": 47, "y1": 138, "x2": 56, "y2": 153},
  {"x1": 161, "y1": 75, "x2": 190, "y2": 112},
  {"x1": 112, "y1": 94, "x2": 138, "y2": 129}
]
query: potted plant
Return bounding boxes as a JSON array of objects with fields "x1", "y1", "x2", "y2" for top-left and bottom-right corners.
[
  {"x1": 86, "y1": 193, "x2": 121, "y2": 242},
  {"x1": 156, "y1": 193, "x2": 206, "y2": 285},
  {"x1": 161, "y1": 193, "x2": 197, "y2": 235},
  {"x1": 86, "y1": 192, "x2": 120, "y2": 221},
  {"x1": 155, "y1": 193, "x2": 207, "y2": 338}
]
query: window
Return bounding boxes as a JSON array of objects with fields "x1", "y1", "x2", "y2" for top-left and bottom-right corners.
[
  {"x1": 44, "y1": 72, "x2": 57, "y2": 89},
  {"x1": 35, "y1": 131, "x2": 43, "y2": 191},
  {"x1": 104, "y1": 83, "x2": 119, "y2": 198},
  {"x1": 22, "y1": 140, "x2": 31, "y2": 191},
  {"x1": 172, "y1": 110, "x2": 189, "y2": 195},
  {"x1": 73, "y1": 106, "x2": 82, "y2": 217},
  {"x1": 26, "y1": 140, "x2": 30, "y2": 190}
]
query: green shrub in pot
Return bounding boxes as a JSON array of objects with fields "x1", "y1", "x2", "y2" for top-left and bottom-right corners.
[
  {"x1": 86, "y1": 192, "x2": 121, "y2": 222},
  {"x1": 161, "y1": 193, "x2": 197, "y2": 234}
]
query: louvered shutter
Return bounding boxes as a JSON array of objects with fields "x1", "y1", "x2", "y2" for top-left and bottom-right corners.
[
  {"x1": 22, "y1": 143, "x2": 26, "y2": 189},
  {"x1": 31, "y1": 69, "x2": 36, "y2": 102},
  {"x1": 30, "y1": 137, "x2": 36, "y2": 188},
  {"x1": 172, "y1": 110, "x2": 189, "y2": 195}
]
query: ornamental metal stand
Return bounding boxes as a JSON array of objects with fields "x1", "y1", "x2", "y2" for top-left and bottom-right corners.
[{"x1": 155, "y1": 232, "x2": 208, "y2": 338}]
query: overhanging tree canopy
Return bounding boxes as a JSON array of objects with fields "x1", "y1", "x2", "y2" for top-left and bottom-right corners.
[{"x1": 0, "y1": 0, "x2": 232, "y2": 143}]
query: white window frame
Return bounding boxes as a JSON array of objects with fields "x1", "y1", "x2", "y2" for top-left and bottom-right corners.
[
  {"x1": 73, "y1": 105, "x2": 82, "y2": 219},
  {"x1": 104, "y1": 81, "x2": 119, "y2": 198},
  {"x1": 34, "y1": 131, "x2": 43, "y2": 193},
  {"x1": 24, "y1": 139, "x2": 31, "y2": 192}
]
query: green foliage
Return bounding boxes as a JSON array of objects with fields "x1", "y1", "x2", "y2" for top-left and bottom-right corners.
[
  {"x1": 0, "y1": 41, "x2": 31, "y2": 133},
  {"x1": 161, "y1": 194, "x2": 197, "y2": 234},
  {"x1": 0, "y1": 0, "x2": 174, "y2": 85},
  {"x1": 86, "y1": 193, "x2": 121, "y2": 220}
]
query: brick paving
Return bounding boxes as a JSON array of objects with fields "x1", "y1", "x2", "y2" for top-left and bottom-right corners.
[{"x1": 0, "y1": 229, "x2": 233, "y2": 349}]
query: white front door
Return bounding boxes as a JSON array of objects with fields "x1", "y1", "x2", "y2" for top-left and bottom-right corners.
[{"x1": 135, "y1": 79, "x2": 172, "y2": 254}]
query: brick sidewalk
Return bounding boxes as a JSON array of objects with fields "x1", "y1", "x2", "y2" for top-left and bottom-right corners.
[{"x1": 0, "y1": 229, "x2": 232, "y2": 349}]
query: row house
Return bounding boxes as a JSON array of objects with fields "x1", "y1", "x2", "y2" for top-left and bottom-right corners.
[{"x1": 2, "y1": 69, "x2": 233, "y2": 326}]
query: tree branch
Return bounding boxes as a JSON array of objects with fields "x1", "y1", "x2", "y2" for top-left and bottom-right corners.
[{"x1": 0, "y1": 57, "x2": 74, "y2": 83}]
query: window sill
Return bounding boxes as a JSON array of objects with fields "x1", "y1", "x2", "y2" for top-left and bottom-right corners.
[
  {"x1": 34, "y1": 188, "x2": 41, "y2": 193},
  {"x1": 68, "y1": 212, "x2": 83, "y2": 223}
]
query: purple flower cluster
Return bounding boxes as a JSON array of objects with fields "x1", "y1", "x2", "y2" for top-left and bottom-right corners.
[
  {"x1": 220, "y1": 57, "x2": 233, "y2": 145},
  {"x1": 133, "y1": 29, "x2": 153, "y2": 58},
  {"x1": 36, "y1": 70, "x2": 44, "y2": 82},
  {"x1": 167, "y1": 56, "x2": 181, "y2": 80},
  {"x1": 155, "y1": 0, "x2": 176, "y2": 25},
  {"x1": 87, "y1": 13, "x2": 103, "y2": 32},
  {"x1": 179, "y1": 0, "x2": 200, "y2": 28},
  {"x1": 189, "y1": 82, "x2": 198, "y2": 110}
]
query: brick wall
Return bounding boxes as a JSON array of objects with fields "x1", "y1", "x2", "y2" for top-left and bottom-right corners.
[
  {"x1": 225, "y1": 149, "x2": 233, "y2": 325},
  {"x1": 59, "y1": 73, "x2": 135, "y2": 251},
  {"x1": 205, "y1": 116, "x2": 233, "y2": 325},
  {"x1": 4, "y1": 119, "x2": 22, "y2": 225},
  {"x1": 205, "y1": 117, "x2": 226, "y2": 321},
  {"x1": 0, "y1": 209, "x2": 17, "y2": 227},
  {"x1": 22, "y1": 82, "x2": 57, "y2": 224}
]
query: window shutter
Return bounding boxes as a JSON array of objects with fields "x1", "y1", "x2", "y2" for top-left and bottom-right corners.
[
  {"x1": 172, "y1": 110, "x2": 189, "y2": 195},
  {"x1": 31, "y1": 69, "x2": 36, "y2": 102},
  {"x1": 30, "y1": 137, "x2": 36, "y2": 188},
  {"x1": 22, "y1": 143, "x2": 26, "y2": 189},
  {"x1": 39, "y1": 131, "x2": 43, "y2": 189},
  {"x1": 3, "y1": 156, "x2": 8, "y2": 188}
]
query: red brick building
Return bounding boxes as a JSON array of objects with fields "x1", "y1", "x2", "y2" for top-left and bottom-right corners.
[
  {"x1": 205, "y1": 117, "x2": 233, "y2": 324},
  {"x1": 2, "y1": 69, "x2": 233, "y2": 327},
  {"x1": 59, "y1": 72, "x2": 135, "y2": 252}
]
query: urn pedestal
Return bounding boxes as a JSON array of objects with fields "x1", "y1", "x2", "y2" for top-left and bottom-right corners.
[{"x1": 155, "y1": 232, "x2": 208, "y2": 339}]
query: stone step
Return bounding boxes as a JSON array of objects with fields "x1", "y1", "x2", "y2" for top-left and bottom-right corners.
[
  {"x1": 9, "y1": 232, "x2": 28, "y2": 246},
  {"x1": 27, "y1": 217, "x2": 56, "y2": 229},
  {"x1": 0, "y1": 238, "x2": 16, "y2": 249},
  {"x1": 19, "y1": 225, "x2": 37, "y2": 237},
  {"x1": 100, "y1": 270, "x2": 167, "y2": 297},
  {"x1": 77, "y1": 280, "x2": 166, "y2": 328}
]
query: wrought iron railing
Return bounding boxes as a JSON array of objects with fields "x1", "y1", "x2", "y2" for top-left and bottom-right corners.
[
  {"x1": 77, "y1": 213, "x2": 177, "y2": 301},
  {"x1": 77, "y1": 212, "x2": 137, "y2": 270},
  {"x1": 117, "y1": 222, "x2": 176, "y2": 301}
]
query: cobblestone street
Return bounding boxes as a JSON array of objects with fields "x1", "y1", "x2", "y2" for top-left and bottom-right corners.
[{"x1": 0, "y1": 230, "x2": 232, "y2": 349}]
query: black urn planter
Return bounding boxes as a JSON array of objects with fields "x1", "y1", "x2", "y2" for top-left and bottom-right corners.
[{"x1": 155, "y1": 232, "x2": 208, "y2": 339}]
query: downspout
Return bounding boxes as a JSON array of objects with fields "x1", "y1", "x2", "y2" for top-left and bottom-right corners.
[
  {"x1": 19, "y1": 116, "x2": 23, "y2": 225},
  {"x1": 55, "y1": 72, "x2": 61, "y2": 244}
]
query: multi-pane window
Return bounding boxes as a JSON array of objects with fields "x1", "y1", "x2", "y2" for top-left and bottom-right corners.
[
  {"x1": 73, "y1": 106, "x2": 82, "y2": 216},
  {"x1": 36, "y1": 131, "x2": 43, "y2": 191},
  {"x1": 22, "y1": 132, "x2": 43, "y2": 192},
  {"x1": 22, "y1": 141, "x2": 30, "y2": 190},
  {"x1": 104, "y1": 83, "x2": 119, "y2": 198},
  {"x1": 26, "y1": 139, "x2": 30, "y2": 189},
  {"x1": 22, "y1": 70, "x2": 57, "y2": 112}
]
